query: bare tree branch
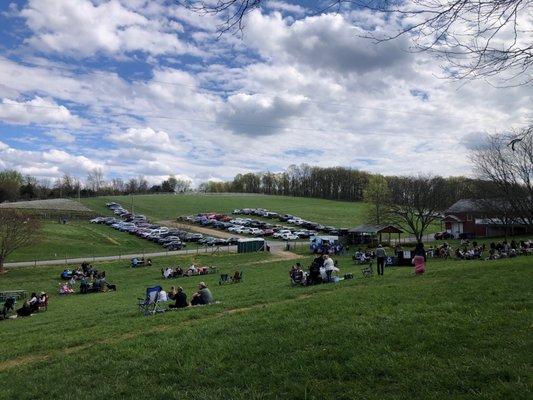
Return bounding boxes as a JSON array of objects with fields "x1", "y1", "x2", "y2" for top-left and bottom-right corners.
[
  {"x1": 182, "y1": 0, "x2": 532, "y2": 84},
  {"x1": 0, "y1": 210, "x2": 41, "y2": 273}
]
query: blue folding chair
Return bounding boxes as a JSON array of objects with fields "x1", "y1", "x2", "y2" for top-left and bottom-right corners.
[{"x1": 138, "y1": 286, "x2": 166, "y2": 315}]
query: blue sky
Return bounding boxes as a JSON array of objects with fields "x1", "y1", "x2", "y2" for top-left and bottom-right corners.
[{"x1": 0, "y1": 0, "x2": 530, "y2": 186}]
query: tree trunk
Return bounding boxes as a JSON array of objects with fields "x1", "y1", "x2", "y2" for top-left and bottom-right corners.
[{"x1": 0, "y1": 257, "x2": 5, "y2": 274}]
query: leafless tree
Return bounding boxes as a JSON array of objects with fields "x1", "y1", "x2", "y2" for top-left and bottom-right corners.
[
  {"x1": 174, "y1": 179, "x2": 192, "y2": 193},
  {"x1": 0, "y1": 210, "x2": 41, "y2": 274},
  {"x1": 110, "y1": 178, "x2": 125, "y2": 194},
  {"x1": 385, "y1": 176, "x2": 442, "y2": 242},
  {"x1": 183, "y1": 0, "x2": 532, "y2": 84},
  {"x1": 86, "y1": 168, "x2": 105, "y2": 193},
  {"x1": 472, "y1": 125, "x2": 533, "y2": 229}
]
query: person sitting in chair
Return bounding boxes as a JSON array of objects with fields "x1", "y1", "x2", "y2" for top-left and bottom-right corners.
[
  {"x1": 169, "y1": 287, "x2": 188, "y2": 308},
  {"x1": 291, "y1": 264, "x2": 305, "y2": 285},
  {"x1": 37, "y1": 292, "x2": 48, "y2": 309},
  {"x1": 191, "y1": 282, "x2": 214, "y2": 306}
]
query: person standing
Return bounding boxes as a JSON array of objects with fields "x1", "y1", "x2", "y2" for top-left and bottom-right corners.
[
  {"x1": 412, "y1": 242, "x2": 426, "y2": 275},
  {"x1": 376, "y1": 244, "x2": 387, "y2": 276}
]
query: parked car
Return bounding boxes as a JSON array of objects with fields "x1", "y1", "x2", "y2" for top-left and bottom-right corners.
[
  {"x1": 434, "y1": 231, "x2": 455, "y2": 240},
  {"x1": 281, "y1": 233, "x2": 299, "y2": 240},
  {"x1": 294, "y1": 230, "x2": 312, "y2": 238},
  {"x1": 164, "y1": 242, "x2": 184, "y2": 251},
  {"x1": 90, "y1": 217, "x2": 106, "y2": 224},
  {"x1": 273, "y1": 229, "x2": 292, "y2": 238},
  {"x1": 226, "y1": 237, "x2": 240, "y2": 245}
]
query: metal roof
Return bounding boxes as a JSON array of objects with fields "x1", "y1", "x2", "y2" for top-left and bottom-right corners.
[{"x1": 348, "y1": 224, "x2": 403, "y2": 234}]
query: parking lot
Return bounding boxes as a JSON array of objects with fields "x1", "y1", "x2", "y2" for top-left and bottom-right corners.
[
  {"x1": 180, "y1": 207, "x2": 348, "y2": 241},
  {"x1": 91, "y1": 202, "x2": 240, "y2": 252}
]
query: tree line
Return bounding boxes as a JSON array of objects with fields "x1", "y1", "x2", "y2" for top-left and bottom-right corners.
[
  {"x1": 200, "y1": 165, "x2": 486, "y2": 210},
  {"x1": 0, "y1": 170, "x2": 192, "y2": 203}
]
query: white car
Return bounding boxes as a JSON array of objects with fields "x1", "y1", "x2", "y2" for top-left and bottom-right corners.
[
  {"x1": 239, "y1": 227, "x2": 252, "y2": 234},
  {"x1": 228, "y1": 225, "x2": 243, "y2": 232},
  {"x1": 273, "y1": 229, "x2": 292, "y2": 238},
  {"x1": 281, "y1": 233, "x2": 299, "y2": 240},
  {"x1": 249, "y1": 228, "x2": 264, "y2": 235}
]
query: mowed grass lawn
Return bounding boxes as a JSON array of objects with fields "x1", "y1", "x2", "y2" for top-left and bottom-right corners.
[
  {"x1": 0, "y1": 252, "x2": 531, "y2": 399},
  {"x1": 80, "y1": 194, "x2": 372, "y2": 227},
  {"x1": 6, "y1": 220, "x2": 162, "y2": 262}
]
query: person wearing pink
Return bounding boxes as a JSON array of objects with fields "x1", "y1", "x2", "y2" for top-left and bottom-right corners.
[{"x1": 412, "y1": 242, "x2": 426, "y2": 275}]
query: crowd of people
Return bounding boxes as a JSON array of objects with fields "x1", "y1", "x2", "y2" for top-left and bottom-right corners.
[
  {"x1": 59, "y1": 262, "x2": 116, "y2": 294},
  {"x1": 161, "y1": 264, "x2": 216, "y2": 279},
  {"x1": 290, "y1": 254, "x2": 340, "y2": 286},
  {"x1": 427, "y1": 238, "x2": 532, "y2": 261},
  {"x1": 153, "y1": 282, "x2": 215, "y2": 309},
  {"x1": 1, "y1": 292, "x2": 48, "y2": 320}
]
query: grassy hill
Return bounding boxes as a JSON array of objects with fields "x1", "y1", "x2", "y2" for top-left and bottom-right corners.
[
  {"x1": 7, "y1": 194, "x2": 371, "y2": 262},
  {"x1": 1, "y1": 253, "x2": 530, "y2": 399},
  {"x1": 80, "y1": 194, "x2": 372, "y2": 227},
  {"x1": 6, "y1": 220, "x2": 162, "y2": 262}
]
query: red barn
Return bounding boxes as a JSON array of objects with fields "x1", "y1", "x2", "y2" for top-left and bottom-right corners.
[{"x1": 444, "y1": 199, "x2": 531, "y2": 238}]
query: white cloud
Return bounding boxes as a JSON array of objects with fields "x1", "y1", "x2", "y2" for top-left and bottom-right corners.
[
  {"x1": 0, "y1": 142, "x2": 103, "y2": 179},
  {"x1": 107, "y1": 127, "x2": 180, "y2": 152},
  {"x1": 265, "y1": 1, "x2": 306, "y2": 15},
  {"x1": 20, "y1": 0, "x2": 197, "y2": 57},
  {"x1": 0, "y1": 5, "x2": 528, "y2": 183},
  {"x1": 0, "y1": 96, "x2": 81, "y2": 126},
  {"x1": 44, "y1": 130, "x2": 76, "y2": 143}
]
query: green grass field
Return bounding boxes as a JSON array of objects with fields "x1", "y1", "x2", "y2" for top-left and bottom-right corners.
[
  {"x1": 6, "y1": 220, "x2": 162, "y2": 262},
  {"x1": 80, "y1": 194, "x2": 372, "y2": 227},
  {"x1": 1, "y1": 252, "x2": 531, "y2": 399}
]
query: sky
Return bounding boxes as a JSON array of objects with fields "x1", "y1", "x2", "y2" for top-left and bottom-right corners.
[{"x1": 0, "y1": 0, "x2": 530, "y2": 186}]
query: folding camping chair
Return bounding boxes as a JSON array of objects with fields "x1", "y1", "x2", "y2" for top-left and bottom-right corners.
[
  {"x1": 361, "y1": 263, "x2": 374, "y2": 277},
  {"x1": 138, "y1": 286, "x2": 166, "y2": 315},
  {"x1": 219, "y1": 274, "x2": 230, "y2": 285}
]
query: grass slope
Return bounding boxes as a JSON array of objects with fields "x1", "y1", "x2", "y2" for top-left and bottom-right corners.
[
  {"x1": 0, "y1": 253, "x2": 531, "y2": 399},
  {"x1": 6, "y1": 220, "x2": 162, "y2": 262},
  {"x1": 80, "y1": 194, "x2": 372, "y2": 227}
]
